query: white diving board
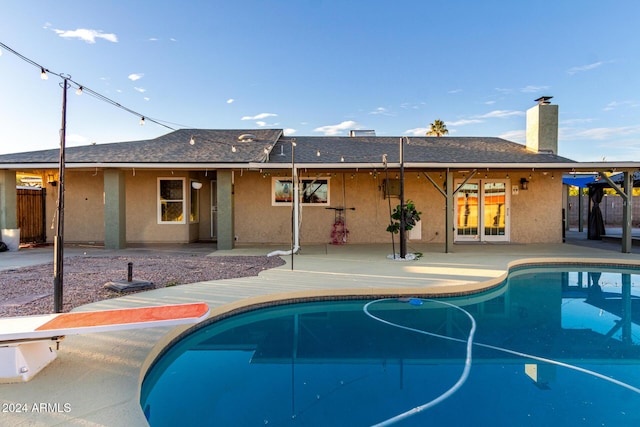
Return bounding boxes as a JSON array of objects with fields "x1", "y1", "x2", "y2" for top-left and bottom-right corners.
[{"x1": 0, "y1": 302, "x2": 209, "y2": 383}]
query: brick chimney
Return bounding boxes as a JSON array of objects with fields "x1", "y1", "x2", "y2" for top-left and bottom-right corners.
[{"x1": 526, "y1": 96, "x2": 558, "y2": 154}]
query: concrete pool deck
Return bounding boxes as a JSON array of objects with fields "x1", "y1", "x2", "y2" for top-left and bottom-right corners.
[{"x1": 2, "y1": 233, "x2": 640, "y2": 426}]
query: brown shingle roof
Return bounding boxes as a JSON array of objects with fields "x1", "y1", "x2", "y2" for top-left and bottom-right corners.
[
  {"x1": 268, "y1": 136, "x2": 575, "y2": 164},
  {"x1": 0, "y1": 129, "x2": 283, "y2": 164},
  {"x1": 0, "y1": 130, "x2": 575, "y2": 166}
]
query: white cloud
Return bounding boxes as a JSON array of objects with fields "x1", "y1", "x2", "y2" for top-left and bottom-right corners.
[
  {"x1": 603, "y1": 100, "x2": 639, "y2": 111},
  {"x1": 567, "y1": 61, "x2": 604, "y2": 75},
  {"x1": 448, "y1": 89, "x2": 463, "y2": 94},
  {"x1": 170, "y1": 38, "x2": 177, "y2": 42},
  {"x1": 448, "y1": 119, "x2": 483, "y2": 126},
  {"x1": 498, "y1": 130, "x2": 525, "y2": 142},
  {"x1": 128, "y1": 73, "x2": 144, "y2": 81},
  {"x1": 254, "y1": 120, "x2": 279, "y2": 127},
  {"x1": 134, "y1": 87, "x2": 146, "y2": 93},
  {"x1": 485, "y1": 100, "x2": 496, "y2": 105},
  {"x1": 400, "y1": 102, "x2": 422, "y2": 110},
  {"x1": 520, "y1": 85, "x2": 550, "y2": 93},
  {"x1": 475, "y1": 110, "x2": 524, "y2": 119},
  {"x1": 284, "y1": 128, "x2": 297, "y2": 135},
  {"x1": 494, "y1": 87, "x2": 513, "y2": 94},
  {"x1": 0, "y1": 49, "x2": 2, "y2": 56},
  {"x1": 144, "y1": 97, "x2": 150, "y2": 101},
  {"x1": 565, "y1": 125, "x2": 640, "y2": 140},
  {"x1": 53, "y1": 28, "x2": 118, "y2": 43},
  {"x1": 369, "y1": 107, "x2": 394, "y2": 116},
  {"x1": 66, "y1": 133, "x2": 87, "y2": 144},
  {"x1": 404, "y1": 127, "x2": 429, "y2": 136},
  {"x1": 226, "y1": 98, "x2": 235, "y2": 104},
  {"x1": 241, "y1": 113, "x2": 277, "y2": 120},
  {"x1": 561, "y1": 118, "x2": 596, "y2": 125},
  {"x1": 313, "y1": 120, "x2": 359, "y2": 136},
  {"x1": 148, "y1": 38, "x2": 159, "y2": 42}
]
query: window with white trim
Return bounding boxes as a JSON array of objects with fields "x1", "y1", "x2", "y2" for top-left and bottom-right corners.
[
  {"x1": 272, "y1": 177, "x2": 330, "y2": 206},
  {"x1": 158, "y1": 178, "x2": 186, "y2": 224}
]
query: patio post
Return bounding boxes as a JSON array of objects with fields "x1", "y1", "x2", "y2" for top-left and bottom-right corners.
[
  {"x1": 399, "y1": 137, "x2": 406, "y2": 258},
  {"x1": 291, "y1": 139, "x2": 297, "y2": 270}
]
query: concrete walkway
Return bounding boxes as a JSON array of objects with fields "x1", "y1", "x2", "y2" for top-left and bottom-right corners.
[{"x1": 1, "y1": 235, "x2": 640, "y2": 426}]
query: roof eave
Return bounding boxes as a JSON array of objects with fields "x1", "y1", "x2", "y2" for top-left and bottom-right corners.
[
  {"x1": 2, "y1": 161, "x2": 638, "y2": 172},
  {"x1": 259, "y1": 161, "x2": 640, "y2": 171},
  {"x1": 0, "y1": 162, "x2": 256, "y2": 169}
]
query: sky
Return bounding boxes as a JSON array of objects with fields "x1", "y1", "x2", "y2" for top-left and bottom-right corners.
[{"x1": 0, "y1": 0, "x2": 638, "y2": 161}]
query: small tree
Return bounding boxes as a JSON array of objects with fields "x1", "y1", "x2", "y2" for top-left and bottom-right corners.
[
  {"x1": 426, "y1": 119, "x2": 449, "y2": 137},
  {"x1": 386, "y1": 199, "x2": 422, "y2": 234}
]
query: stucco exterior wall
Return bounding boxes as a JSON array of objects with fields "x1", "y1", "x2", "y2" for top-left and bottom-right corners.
[
  {"x1": 47, "y1": 170, "x2": 208, "y2": 245},
  {"x1": 42, "y1": 168, "x2": 563, "y2": 246},
  {"x1": 48, "y1": 170, "x2": 105, "y2": 243},
  {"x1": 510, "y1": 172, "x2": 563, "y2": 243},
  {"x1": 125, "y1": 171, "x2": 190, "y2": 244},
  {"x1": 233, "y1": 171, "x2": 446, "y2": 245},
  {"x1": 233, "y1": 170, "x2": 562, "y2": 245}
]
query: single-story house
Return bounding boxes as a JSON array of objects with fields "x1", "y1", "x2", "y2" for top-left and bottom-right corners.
[{"x1": 0, "y1": 98, "x2": 638, "y2": 252}]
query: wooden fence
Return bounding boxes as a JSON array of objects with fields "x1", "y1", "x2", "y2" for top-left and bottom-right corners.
[
  {"x1": 17, "y1": 187, "x2": 46, "y2": 243},
  {"x1": 568, "y1": 195, "x2": 640, "y2": 227}
]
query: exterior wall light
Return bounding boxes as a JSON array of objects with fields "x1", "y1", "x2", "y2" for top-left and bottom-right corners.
[
  {"x1": 520, "y1": 178, "x2": 529, "y2": 190},
  {"x1": 191, "y1": 181, "x2": 203, "y2": 190},
  {"x1": 47, "y1": 174, "x2": 58, "y2": 186}
]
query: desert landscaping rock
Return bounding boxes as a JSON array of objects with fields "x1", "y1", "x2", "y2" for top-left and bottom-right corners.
[{"x1": 0, "y1": 254, "x2": 285, "y2": 317}]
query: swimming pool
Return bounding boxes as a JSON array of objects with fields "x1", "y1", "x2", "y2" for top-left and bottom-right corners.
[{"x1": 141, "y1": 265, "x2": 640, "y2": 426}]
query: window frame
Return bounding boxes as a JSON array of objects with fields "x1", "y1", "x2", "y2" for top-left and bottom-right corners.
[
  {"x1": 271, "y1": 177, "x2": 330, "y2": 206},
  {"x1": 157, "y1": 177, "x2": 186, "y2": 224}
]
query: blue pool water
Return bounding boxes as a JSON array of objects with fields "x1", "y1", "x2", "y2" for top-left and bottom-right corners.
[{"x1": 141, "y1": 266, "x2": 640, "y2": 426}]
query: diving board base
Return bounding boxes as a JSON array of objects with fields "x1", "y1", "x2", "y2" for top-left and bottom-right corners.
[
  {"x1": 0, "y1": 338, "x2": 61, "y2": 383},
  {"x1": 0, "y1": 302, "x2": 209, "y2": 383}
]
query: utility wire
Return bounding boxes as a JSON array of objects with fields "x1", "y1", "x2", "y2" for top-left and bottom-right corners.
[{"x1": 0, "y1": 41, "x2": 176, "y2": 131}]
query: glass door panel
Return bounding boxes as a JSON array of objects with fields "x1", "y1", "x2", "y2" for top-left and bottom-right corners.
[
  {"x1": 455, "y1": 183, "x2": 479, "y2": 241},
  {"x1": 483, "y1": 182, "x2": 507, "y2": 240},
  {"x1": 455, "y1": 180, "x2": 509, "y2": 242}
]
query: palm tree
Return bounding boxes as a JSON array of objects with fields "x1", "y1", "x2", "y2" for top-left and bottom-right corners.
[{"x1": 426, "y1": 119, "x2": 449, "y2": 137}]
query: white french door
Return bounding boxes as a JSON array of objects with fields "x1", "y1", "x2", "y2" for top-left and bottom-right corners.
[{"x1": 454, "y1": 179, "x2": 510, "y2": 242}]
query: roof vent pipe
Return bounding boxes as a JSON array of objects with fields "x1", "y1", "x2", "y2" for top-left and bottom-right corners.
[
  {"x1": 238, "y1": 133, "x2": 257, "y2": 142},
  {"x1": 349, "y1": 130, "x2": 376, "y2": 137}
]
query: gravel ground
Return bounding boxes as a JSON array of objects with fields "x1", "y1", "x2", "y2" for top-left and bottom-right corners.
[{"x1": 0, "y1": 254, "x2": 285, "y2": 317}]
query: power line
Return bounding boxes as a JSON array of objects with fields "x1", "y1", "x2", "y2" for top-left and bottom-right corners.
[{"x1": 0, "y1": 41, "x2": 176, "y2": 131}]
